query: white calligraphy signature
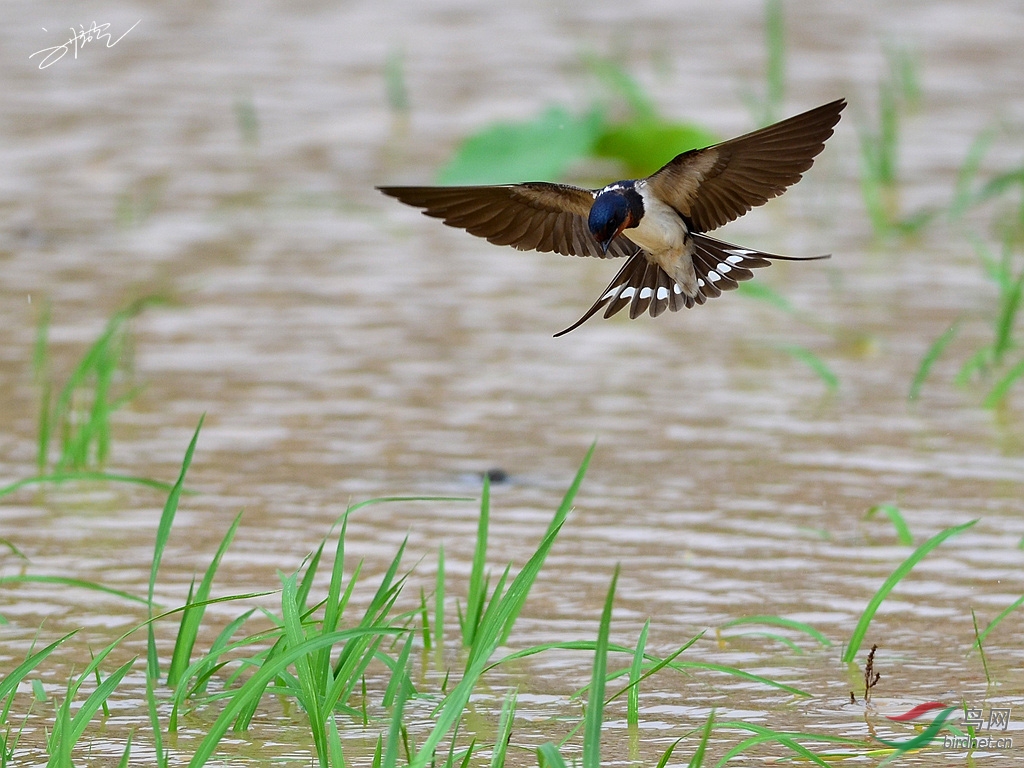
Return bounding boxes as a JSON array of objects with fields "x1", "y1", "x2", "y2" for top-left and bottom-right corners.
[{"x1": 30, "y1": 20, "x2": 140, "y2": 69}]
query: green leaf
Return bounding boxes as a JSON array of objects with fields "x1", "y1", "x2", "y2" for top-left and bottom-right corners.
[
  {"x1": 437, "y1": 107, "x2": 604, "y2": 185},
  {"x1": 593, "y1": 119, "x2": 717, "y2": 178}
]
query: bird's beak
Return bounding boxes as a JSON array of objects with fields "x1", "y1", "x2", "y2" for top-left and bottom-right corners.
[{"x1": 599, "y1": 219, "x2": 629, "y2": 254}]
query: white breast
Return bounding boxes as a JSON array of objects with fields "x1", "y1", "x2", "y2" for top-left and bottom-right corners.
[
  {"x1": 623, "y1": 182, "x2": 689, "y2": 257},
  {"x1": 624, "y1": 182, "x2": 698, "y2": 293}
]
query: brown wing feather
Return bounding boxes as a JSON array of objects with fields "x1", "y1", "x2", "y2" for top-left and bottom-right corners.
[
  {"x1": 378, "y1": 183, "x2": 636, "y2": 259},
  {"x1": 646, "y1": 99, "x2": 845, "y2": 233}
]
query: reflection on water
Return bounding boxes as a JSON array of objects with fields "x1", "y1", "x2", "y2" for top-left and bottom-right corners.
[{"x1": 3, "y1": 0, "x2": 1024, "y2": 763}]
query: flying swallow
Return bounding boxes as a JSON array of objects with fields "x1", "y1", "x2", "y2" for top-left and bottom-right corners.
[{"x1": 379, "y1": 98, "x2": 845, "y2": 336}]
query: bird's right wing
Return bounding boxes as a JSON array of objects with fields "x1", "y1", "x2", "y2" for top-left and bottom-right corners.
[{"x1": 378, "y1": 183, "x2": 636, "y2": 259}]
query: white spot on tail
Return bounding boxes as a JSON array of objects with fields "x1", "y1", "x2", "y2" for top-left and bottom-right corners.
[
  {"x1": 718, "y1": 263, "x2": 732, "y2": 274},
  {"x1": 707, "y1": 271, "x2": 721, "y2": 282},
  {"x1": 639, "y1": 287, "x2": 653, "y2": 300},
  {"x1": 619, "y1": 287, "x2": 636, "y2": 300},
  {"x1": 656, "y1": 287, "x2": 670, "y2": 300}
]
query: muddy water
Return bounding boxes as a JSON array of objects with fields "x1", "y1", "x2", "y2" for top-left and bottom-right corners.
[{"x1": 3, "y1": 0, "x2": 1024, "y2": 764}]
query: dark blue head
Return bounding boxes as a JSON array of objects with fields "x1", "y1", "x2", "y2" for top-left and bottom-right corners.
[{"x1": 588, "y1": 184, "x2": 643, "y2": 253}]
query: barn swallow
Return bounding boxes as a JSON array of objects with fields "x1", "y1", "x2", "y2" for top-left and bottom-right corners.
[{"x1": 379, "y1": 98, "x2": 845, "y2": 336}]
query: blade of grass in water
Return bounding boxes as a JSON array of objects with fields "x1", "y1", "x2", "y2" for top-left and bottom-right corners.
[
  {"x1": 149, "y1": 415, "x2": 205, "y2": 681},
  {"x1": 992, "y1": 271, "x2": 1024, "y2": 368},
  {"x1": 435, "y1": 544, "x2": 446, "y2": 651},
  {"x1": 865, "y1": 504, "x2": 914, "y2": 545},
  {"x1": 949, "y1": 127, "x2": 997, "y2": 219},
  {"x1": 971, "y1": 609, "x2": 992, "y2": 686},
  {"x1": 687, "y1": 710, "x2": 715, "y2": 768},
  {"x1": 719, "y1": 615, "x2": 831, "y2": 647},
  {"x1": 583, "y1": 566, "x2": 618, "y2": 768},
  {"x1": 0, "y1": 575, "x2": 149, "y2": 605},
  {"x1": 0, "y1": 632, "x2": 78, "y2": 704},
  {"x1": 167, "y1": 510, "x2": 243, "y2": 686},
  {"x1": 33, "y1": 301, "x2": 52, "y2": 472},
  {"x1": 463, "y1": 475, "x2": 491, "y2": 647},
  {"x1": 909, "y1": 321, "x2": 960, "y2": 401},
  {"x1": 843, "y1": 519, "x2": 977, "y2": 662},
  {"x1": 627, "y1": 620, "x2": 649, "y2": 725},
  {"x1": 778, "y1": 344, "x2": 839, "y2": 391},
  {"x1": 490, "y1": 688, "x2": 518, "y2": 768},
  {"x1": 537, "y1": 743, "x2": 569, "y2": 768},
  {"x1": 983, "y1": 357, "x2": 1024, "y2": 408},
  {"x1": 714, "y1": 722, "x2": 864, "y2": 766},
  {"x1": 972, "y1": 594, "x2": 1024, "y2": 651},
  {"x1": 0, "y1": 471, "x2": 181, "y2": 500}
]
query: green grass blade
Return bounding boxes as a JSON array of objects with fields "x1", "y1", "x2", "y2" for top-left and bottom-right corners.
[
  {"x1": 972, "y1": 594, "x2": 1024, "y2": 650},
  {"x1": 719, "y1": 615, "x2": 831, "y2": 647},
  {"x1": 949, "y1": 127, "x2": 996, "y2": 218},
  {"x1": 0, "y1": 575, "x2": 149, "y2": 605},
  {"x1": 382, "y1": 633, "x2": 415, "y2": 709},
  {"x1": 843, "y1": 519, "x2": 978, "y2": 662},
  {"x1": 490, "y1": 688, "x2": 517, "y2": 768},
  {"x1": 117, "y1": 729, "x2": 134, "y2": 768},
  {"x1": 537, "y1": 743, "x2": 568, "y2": 768},
  {"x1": 0, "y1": 471, "x2": 180, "y2": 500},
  {"x1": 327, "y1": 715, "x2": 346, "y2": 768},
  {"x1": 778, "y1": 344, "x2": 839, "y2": 391},
  {"x1": 736, "y1": 280, "x2": 796, "y2": 313},
  {"x1": 993, "y1": 271, "x2": 1024, "y2": 367},
  {"x1": 149, "y1": 415, "x2": 205, "y2": 682},
  {"x1": 909, "y1": 321, "x2": 960, "y2": 401},
  {"x1": 687, "y1": 710, "x2": 714, "y2": 768},
  {"x1": 971, "y1": 609, "x2": 992, "y2": 686},
  {"x1": 67, "y1": 658, "x2": 136, "y2": 745},
  {"x1": 168, "y1": 510, "x2": 243, "y2": 685},
  {"x1": 865, "y1": 504, "x2": 914, "y2": 545},
  {"x1": 0, "y1": 632, "x2": 77, "y2": 702},
  {"x1": 584, "y1": 55, "x2": 657, "y2": 121},
  {"x1": 464, "y1": 475, "x2": 491, "y2": 647},
  {"x1": 435, "y1": 544, "x2": 445, "y2": 651},
  {"x1": 280, "y1": 572, "x2": 327, "y2": 763},
  {"x1": 983, "y1": 357, "x2": 1024, "y2": 408},
  {"x1": 584, "y1": 566, "x2": 618, "y2": 768},
  {"x1": 627, "y1": 620, "x2": 649, "y2": 725},
  {"x1": 146, "y1": 674, "x2": 167, "y2": 768},
  {"x1": 34, "y1": 301, "x2": 52, "y2": 472},
  {"x1": 382, "y1": 663, "x2": 410, "y2": 768}
]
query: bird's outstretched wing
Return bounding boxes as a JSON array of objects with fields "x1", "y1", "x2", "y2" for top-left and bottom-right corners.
[
  {"x1": 377, "y1": 183, "x2": 637, "y2": 259},
  {"x1": 645, "y1": 99, "x2": 846, "y2": 233},
  {"x1": 553, "y1": 234, "x2": 829, "y2": 336}
]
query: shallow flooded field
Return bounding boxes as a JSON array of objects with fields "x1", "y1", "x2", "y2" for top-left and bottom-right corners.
[{"x1": 3, "y1": 0, "x2": 1024, "y2": 765}]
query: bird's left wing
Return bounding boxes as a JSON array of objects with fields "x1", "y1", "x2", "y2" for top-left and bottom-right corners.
[
  {"x1": 378, "y1": 183, "x2": 636, "y2": 259},
  {"x1": 645, "y1": 99, "x2": 845, "y2": 233}
]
